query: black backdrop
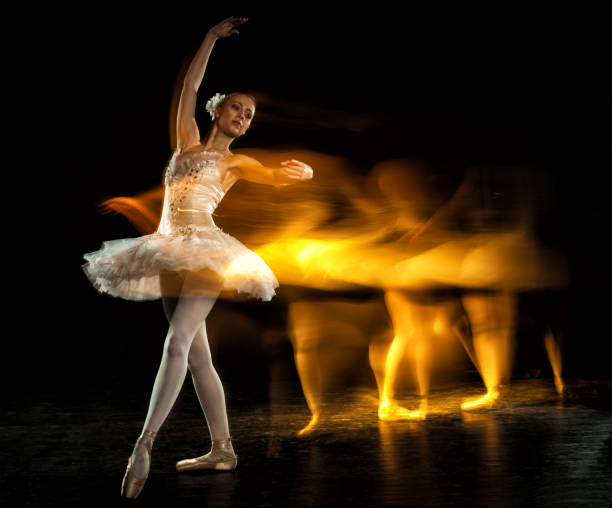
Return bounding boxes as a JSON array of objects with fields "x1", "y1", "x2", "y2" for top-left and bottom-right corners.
[{"x1": 4, "y1": 8, "x2": 610, "y2": 406}]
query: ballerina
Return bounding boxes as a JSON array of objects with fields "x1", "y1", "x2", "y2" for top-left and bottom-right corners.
[{"x1": 82, "y1": 16, "x2": 313, "y2": 499}]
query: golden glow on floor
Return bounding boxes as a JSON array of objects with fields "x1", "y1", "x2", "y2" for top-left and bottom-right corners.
[{"x1": 289, "y1": 381, "x2": 568, "y2": 436}]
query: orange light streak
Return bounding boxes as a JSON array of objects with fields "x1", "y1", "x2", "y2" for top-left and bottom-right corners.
[{"x1": 95, "y1": 150, "x2": 569, "y2": 428}]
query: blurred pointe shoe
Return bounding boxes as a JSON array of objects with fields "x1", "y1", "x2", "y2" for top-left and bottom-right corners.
[
  {"x1": 378, "y1": 400, "x2": 412, "y2": 421},
  {"x1": 461, "y1": 389, "x2": 500, "y2": 410},
  {"x1": 121, "y1": 429, "x2": 157, "y2": 499},
  {"x1": 176, "y1": 436, "x2": 237, "y2": 472}
]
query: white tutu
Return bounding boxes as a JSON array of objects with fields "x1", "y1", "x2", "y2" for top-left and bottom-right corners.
[
  {"x1": 82, "y1": 227, "x2": 279, "y2": 301},
  {"x1": 82, "y1": 147, "x2": 279, "y2": 301}
]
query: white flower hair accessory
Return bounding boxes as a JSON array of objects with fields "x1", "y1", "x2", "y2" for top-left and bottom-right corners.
[{"x1": 205, "y1": 93, "x2": 226, "y2": 120}]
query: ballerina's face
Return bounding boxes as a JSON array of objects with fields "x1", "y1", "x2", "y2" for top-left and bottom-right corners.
[{"x1": 216, "y1": 94, "x2": 255, "y2": 138}]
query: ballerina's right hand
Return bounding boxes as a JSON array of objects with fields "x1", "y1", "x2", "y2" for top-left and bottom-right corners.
[{"x1": 209, "y1": 17, "x2": 248, "y2": 38}]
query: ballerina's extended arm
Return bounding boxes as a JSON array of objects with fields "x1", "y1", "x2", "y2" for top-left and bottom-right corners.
[
  {"x1": 176, "y1": 17, "x2": 248, "y2": 150},
  {"x1": 231, "y1": 154, "x2": 314, "y2": 187}
]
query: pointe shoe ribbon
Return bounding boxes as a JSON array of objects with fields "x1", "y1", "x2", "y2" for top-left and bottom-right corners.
[
  {"x1": 176, "y1": 436, "x2": 238, "y2": 472},
  {"x1": 121, "y1": 429, "x2": 157, "y2": 499}
]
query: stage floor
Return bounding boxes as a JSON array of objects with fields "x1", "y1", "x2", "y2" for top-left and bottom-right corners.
[{"x1": 2, "y1": 379, "x2": 611, "y2": 507}]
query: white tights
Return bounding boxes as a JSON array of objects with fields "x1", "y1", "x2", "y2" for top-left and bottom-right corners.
[{"x1": 130, "y1": 269, "x2": 233, "y2": 477}]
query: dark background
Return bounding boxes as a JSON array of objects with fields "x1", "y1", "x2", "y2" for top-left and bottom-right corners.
[{"x1": 4, "y1": 8, "x2": 610, "y2": 408}]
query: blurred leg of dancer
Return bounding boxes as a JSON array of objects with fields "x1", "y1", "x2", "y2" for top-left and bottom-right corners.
[
  {"x1": 288, "y1": 302, "x2": 324, "y2": 435},
  {"x1": 378, "y1": 292, "x2": 413, "y2": 420},
  {"x1": 543, "y1": 290, "x2": 567, "y2": 396},
  {"x1": 380, "y1": 291, "x2": 438, "y2": 420},
  {"x1": 129, "y1": 269, "x2": 224, "y2": 478},
  {"x1": 461, "y1": 291, "x2": 517, "y2": 409}
]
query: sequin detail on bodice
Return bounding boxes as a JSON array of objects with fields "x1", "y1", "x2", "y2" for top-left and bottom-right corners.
[{"x1": 157, "y1": 149, "x2": 227, "y2": 236}]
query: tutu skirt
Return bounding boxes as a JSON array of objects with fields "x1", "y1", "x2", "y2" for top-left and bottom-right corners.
[{"x1": 82, "y1": 227, "x2": 279, "y2": 301}]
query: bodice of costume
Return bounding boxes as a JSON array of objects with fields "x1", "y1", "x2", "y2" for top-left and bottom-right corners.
[{"x1": 157, "y1": 149, "x2": 227, "y2": 235}]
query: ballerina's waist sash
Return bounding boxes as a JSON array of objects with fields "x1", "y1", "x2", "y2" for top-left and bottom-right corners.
[{"x1": 172, "y1": 208, "x2": 219, "y2": 230}]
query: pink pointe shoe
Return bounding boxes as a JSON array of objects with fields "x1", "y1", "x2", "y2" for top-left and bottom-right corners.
[
  {"x1": 176, "y1": 436, "x2": 238, "y2": 472},
  {"x1": 121, "y1": 429, "x2": 157, "y2": 499}
]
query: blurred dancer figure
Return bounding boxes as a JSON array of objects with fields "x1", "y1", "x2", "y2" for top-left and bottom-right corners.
[{"x1": 409, "y1": 164, "x2": 565, "y2": 408}]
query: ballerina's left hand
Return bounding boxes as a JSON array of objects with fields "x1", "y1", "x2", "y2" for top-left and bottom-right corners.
[{"x1": 280, "y1": 159, "x2": 314, "y2": 181}]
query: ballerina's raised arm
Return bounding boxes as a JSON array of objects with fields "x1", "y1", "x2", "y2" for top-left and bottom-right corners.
[
  {"x1": 176, "y1": 16, "x2": 248, "y2": 151},
  {"x1": 175, "y1": 16, "x2": 314, "y2": 186}
]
